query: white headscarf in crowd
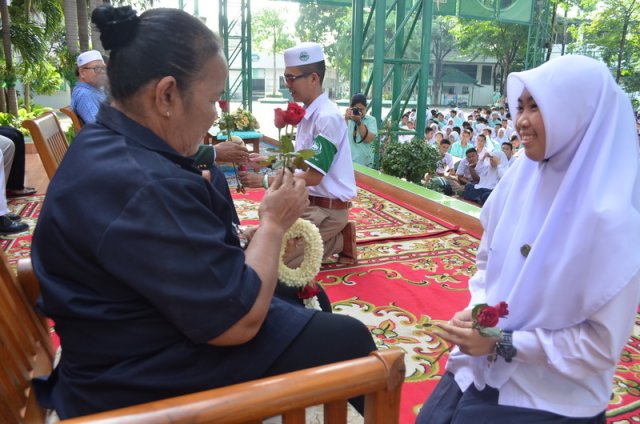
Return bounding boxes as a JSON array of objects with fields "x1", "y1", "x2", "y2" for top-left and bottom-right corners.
[
  {"x1": 495, "y1": 128, "x2": 508, "y2": 144},
  {"x1": 480, "y1": 55, "x2": 640, "y2": 334}
]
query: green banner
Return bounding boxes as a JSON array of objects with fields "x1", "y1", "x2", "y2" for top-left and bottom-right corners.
[
  {"x1": 498, "y1": 0, "x2": 534, "y2": 24},
  {"x1": 459, "y1": 0, "x2": 497, "y2": 20},
  {"x1": 433, "y1": 0, "x2": 457, "y2": 16}
]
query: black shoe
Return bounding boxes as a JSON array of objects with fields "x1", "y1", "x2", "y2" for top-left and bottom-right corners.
[
  {"x1": 7, "y1": 212, "x2": 21, "y2": 221},
  {"x1": 0, "y1": 215, "x2": 29, "y2": 234}
]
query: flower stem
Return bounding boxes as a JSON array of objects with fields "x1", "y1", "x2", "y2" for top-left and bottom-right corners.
[{"x1": 431, "y1": 345, "x2": 451, "y2": 364}]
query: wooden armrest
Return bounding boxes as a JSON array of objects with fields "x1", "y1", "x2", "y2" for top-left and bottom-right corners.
[{"x1": 60, "y1": 349, "x2": 405, "y2": 424}]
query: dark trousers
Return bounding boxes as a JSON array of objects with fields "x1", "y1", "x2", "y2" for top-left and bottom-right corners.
[
  {"x1": 0, "y1": 126, "x2": 26, "y2": 190},
  {"x1": 264, "y1": 311, "x2": 376, "y2": 415},
  {"x1": 416, "y1": 372, "x2": 606, "y2": 424},
  {"x1": 462, "y1": 183, "x2": 493, "y2": 205}
]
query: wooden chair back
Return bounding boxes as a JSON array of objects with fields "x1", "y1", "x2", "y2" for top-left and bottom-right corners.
[
  {"x1": 0, "y1": 254, "x2": 54, "y2": 424},
  {"x1": 59, "y1": 106, "x2": 84, "y2": 133},
  {"x1": 22, "y1": 112, "x2": 69, "y2": 180},
  {"x1": 61, "y1": 348, "x2": 405, "y2": 424},
  {"x1": 2, "y1": 257, "x2": 406, "y2": 424}
]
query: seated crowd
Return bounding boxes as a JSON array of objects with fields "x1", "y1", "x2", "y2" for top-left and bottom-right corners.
[{"x1": 398, "y1": 104, "x2": 522, "y2": 205}]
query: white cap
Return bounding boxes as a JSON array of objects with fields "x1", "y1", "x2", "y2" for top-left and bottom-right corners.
[
  {"x1": 284, "y1": 42, "x2": 324, "y2": 67},
  {"x1": 77, "y1": 50, "x2": 104, "y2": 67}
]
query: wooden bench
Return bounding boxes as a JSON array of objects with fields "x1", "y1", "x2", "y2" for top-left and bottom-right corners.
[{"x1": 1, "y1": 255, "x2": 406, "y2": 424}]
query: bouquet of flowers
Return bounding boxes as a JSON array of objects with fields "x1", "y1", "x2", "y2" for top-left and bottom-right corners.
[
  {"x1": 217, "y1": 102, "x2": 260, "y2": 133},
  {"x1": 217, "y1": 100, "x2": 252, "y2": 193}
]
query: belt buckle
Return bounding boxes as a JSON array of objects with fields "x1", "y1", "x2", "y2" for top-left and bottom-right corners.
[{"x1": 327, "y1": 198, "x2": 333, "y2": 208}]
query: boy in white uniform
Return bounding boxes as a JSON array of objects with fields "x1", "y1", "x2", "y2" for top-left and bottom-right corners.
[{"x1": 241, "y1": 42, "x2": 358, "y2": 265}]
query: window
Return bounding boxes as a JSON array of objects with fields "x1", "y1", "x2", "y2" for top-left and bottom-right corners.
[
  {"x1": 481, "y1": 65, "x2": 492, "y2": 85},
  {"x1": 448, "y1": 64, "x2": 477, "y2": 80}
]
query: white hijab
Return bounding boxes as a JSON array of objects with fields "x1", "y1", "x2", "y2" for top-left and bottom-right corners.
[
  {"x1": 495, "y1": 128, "x2": 508, "y2": 144},
  {"x1": 481, "y1": 55, "x2": 640, "y2": 331}
]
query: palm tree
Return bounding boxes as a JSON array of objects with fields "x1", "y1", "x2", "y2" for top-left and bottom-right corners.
[
  {"x1": 89, "y1": 0, "x2": 104, "y2": 53},
  {"x1": 64, "y1": 0, "x2": 79, "y2": 55},
  {"x1": 1, "y1": 0, "x2": 18, "y2": 115},
  {"x1": 77, "y1": 0, "x2": 89, "y2": 51}
]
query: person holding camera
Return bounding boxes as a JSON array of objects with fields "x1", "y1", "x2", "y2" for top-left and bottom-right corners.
[{"x1": 345, "y1": 93, "x2": 377, "y2": 168}]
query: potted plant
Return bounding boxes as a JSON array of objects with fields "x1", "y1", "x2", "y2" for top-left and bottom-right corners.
[{"x1": 381, "y1": 138, "x2": 440, "y2": 185}]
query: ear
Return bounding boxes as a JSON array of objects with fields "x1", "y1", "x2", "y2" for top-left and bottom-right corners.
[
  {"x1": 153, "y1": 76, "x2": 179, "y2": 117},
  {"x1": 310, "y1": 72, "x2": 321, "y2": 86}
]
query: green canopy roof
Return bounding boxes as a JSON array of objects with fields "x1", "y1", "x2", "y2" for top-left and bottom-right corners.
[{"x1": 441, "y1": 68, "x2": 481, "y2": 86}]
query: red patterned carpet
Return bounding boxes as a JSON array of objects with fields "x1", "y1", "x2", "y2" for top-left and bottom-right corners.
[
  {"x1": 1, "y1": 194, "x2": 43, "y2": 268},
  {"x1": 233, "y1": 186, "x2": 640, "y2": 424},
  {"x1": 3, "y1": 192, "x2": 639, "y2": 423}
]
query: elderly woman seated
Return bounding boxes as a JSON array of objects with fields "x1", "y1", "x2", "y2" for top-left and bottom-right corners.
[{"x1": 31, "y1": 6, "x2": 375, "y2": 419}]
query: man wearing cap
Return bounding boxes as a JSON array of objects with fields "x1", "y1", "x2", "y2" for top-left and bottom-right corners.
[
  {"x1": 71, "y1": 50, "x2": 107, "y2": 124},
  {"x1": 241, "y1": 42, "x2": 358, "y2": 266}
]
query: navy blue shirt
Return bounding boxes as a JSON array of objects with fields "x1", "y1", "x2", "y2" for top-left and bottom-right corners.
[{"x1": 33, "y1": 104, "x2": 314, "y2": 418}]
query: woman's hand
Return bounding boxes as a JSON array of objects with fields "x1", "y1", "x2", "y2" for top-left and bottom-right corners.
[
  {"x1": 215, "y1": 141, "x2": 249, "y2": 163},
  {"x1": 450, "y1": 309, "x2": 473, "y2": 328},
  {"x1": 435, "y1": 316, "x2": 497, "y2": 357},
  {"x1": 345, "y1": 107, "x2": 362, "y2": 123},
  {"x1": 242, "y1": 225, "x2": 258, "y2": 244},
  {"x1": 238, "y1": 171, "x2": 262, "y2": 188},
  {"x1": 259, "y1": 169, "x2": 308, "y2": 233},
  {"x1": 344, "y1": 107, "x2": 354, "y2": 120},
  {"x1": 248, "y1": 153, "x2": 270, "y2": 171}
]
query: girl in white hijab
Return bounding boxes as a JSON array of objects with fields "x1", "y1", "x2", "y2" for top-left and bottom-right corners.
[
  {"x1": 495, "y1": 127, "x2": 508, "y2": 144},
  {"x1": 417, "y1": 55, "x2": 640, "y2": 423}
]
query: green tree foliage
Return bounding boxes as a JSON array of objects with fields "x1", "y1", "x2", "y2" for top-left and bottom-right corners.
[
  {"x1": 452, "y1": 19, "x2": 528, "y2": 95},
  {"x1": 1, "y1": 0, "x2": 64, "y2": 114},
  {"x1": 430, "y1": 16, "x2": 457, "y2": 106},
  {"x1": 579, "y1": 0, "x2": 640, "y2": 91},
  {"x1": 252, "y1": 9, "x2": 295, "y2": 96},
  {"x1": 8, "y1": 0, "x2": 64, "y2": 111},
  {"x1": 296, "y1": 3, "x2": 352, "y2": 97}
]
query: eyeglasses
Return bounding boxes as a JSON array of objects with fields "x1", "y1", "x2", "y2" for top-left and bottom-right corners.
[
  {"x1": 283, "y1": 72, "x2": 313, "y2": 83},
  {"x1": 82, "y1": 66, "x2": 107, "y2": 74}
]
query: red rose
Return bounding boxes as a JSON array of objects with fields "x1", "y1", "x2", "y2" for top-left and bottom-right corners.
[
  {"x1": 274, "y1": 108, "x2": 287, "y2": 129},
  {"x1": 297, "y1": 284, "x2": 321, "y2": 300},
  {"x1": 218, "y1": 100, "x2": 229, "y2": 112},
  {"x1": 476, "y1": 306, "x2": 500, "y2": 328},
  {"x1": 496, "y1": 301, "x2": 509, "y2": 318},
  {"x1": 284, "y1": 102, "x2": 305, "y2": 125}
]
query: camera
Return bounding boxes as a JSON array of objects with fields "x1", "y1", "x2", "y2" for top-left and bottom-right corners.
[{"x1": 352, "y1": 107, "x2": 361, "y2": 116}]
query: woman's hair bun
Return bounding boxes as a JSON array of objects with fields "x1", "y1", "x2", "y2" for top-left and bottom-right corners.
[{"x1": 91, "y1": 5, "x2": 140, "y2": 51}]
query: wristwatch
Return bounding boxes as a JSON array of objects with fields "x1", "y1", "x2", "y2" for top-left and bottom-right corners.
[
  {"x1": 355, "y1": 120, "x2": 362, "y2": 126},
  {"x1": 496, "y1": 330, "x2": 517, "y2": 363}
]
